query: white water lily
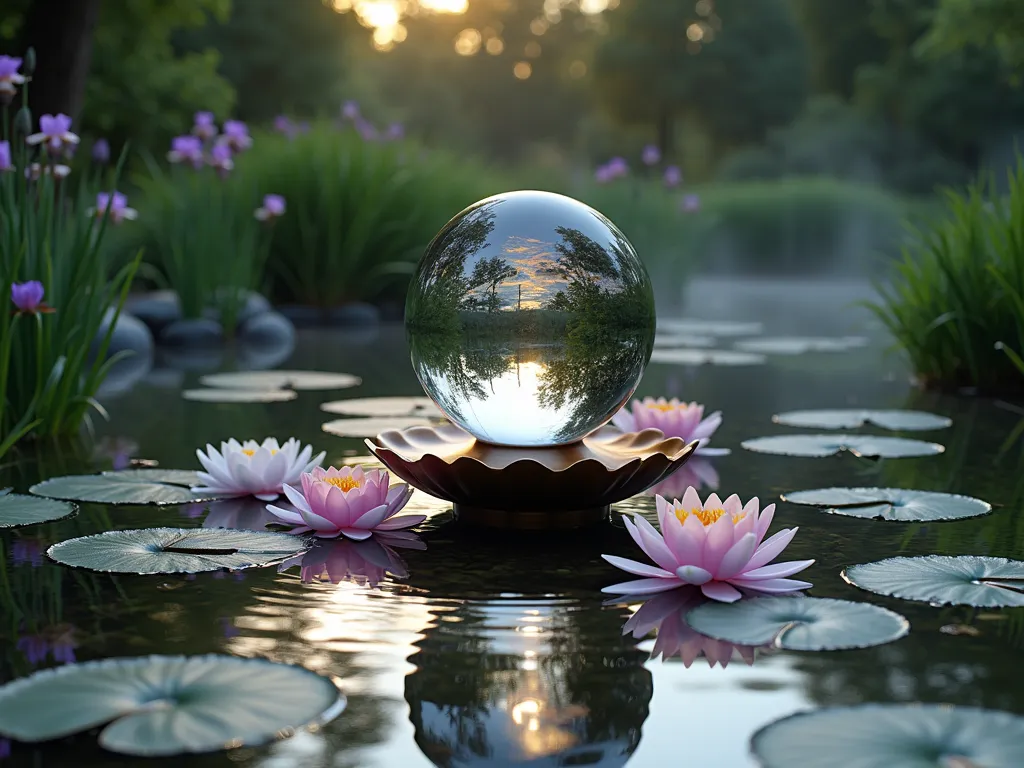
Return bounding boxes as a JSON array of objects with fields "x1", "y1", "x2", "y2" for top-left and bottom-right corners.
[{"x1": 192, "y1": 438, "x2": 325, "y2": 502}]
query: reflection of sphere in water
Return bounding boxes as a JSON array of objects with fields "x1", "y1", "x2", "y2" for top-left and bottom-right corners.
[{"x1": 406, "y1": 191, "x2": 656, "y2": 447}]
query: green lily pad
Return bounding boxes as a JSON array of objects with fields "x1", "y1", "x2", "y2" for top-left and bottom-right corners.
[
  {"x1": 322, "y1": 416, "x2": 439, "y2": 437},
  {"x1": 684, "y1": 596, "x2": 909, "y2": 651},
  {"x1": 101, "y1": 469, "x2": 202, "y2": 487},
  {"x1": 843, "y1": 555, "x2": 1024, "y2": 608},
  {"x1": 653, "y1": 334, "x2": 717, "y2": 348},
  {"x1": 30, "y1": 472, "x2": 219, "y2": 506},
  {"x1": 0, "y1": 489, "x2": 76, "y2": 529},
  {"x1": 657, "y1": 319, "x2": 763, "y2": 336},
  {"x1": 772, "y1": 409, "x2": 951, "y2": 431},
  {"x1": 649, "y1": 348, "x2": 767, "y2": 366},
  {"x1": 182, "y1": 388, "x2": 297, "y2": 403},
  {"x1": 734, "y1": 336, "x2": 868, "y2": 355},
  {"x1": 781, "y1": 487, "x2": 991, "y2": 522},
  {"x1": 320, "y1": 396, "x2": 442, "y2": 418},
  {"x1": 46, "y1": 527, "x2": 309, "y2": 574},
  {"x1": 751, "y1": 704, "x2": 1024, "y2": 768},
  {"x1": 741, "y1": 434, "x2": 944, "y2": 459},
  {"x1": 0, "y1": 654, "x2": 345, "y2": 757},
  {"x1": 199, "y1": 370, "x2": 361, "y2": 391}
]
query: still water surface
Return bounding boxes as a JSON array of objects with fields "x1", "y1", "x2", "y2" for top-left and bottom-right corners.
[{"x1": 2, "y1": 279, "x2": 1023, "y2": 767}]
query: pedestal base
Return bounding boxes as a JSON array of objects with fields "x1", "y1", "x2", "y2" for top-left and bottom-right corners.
[{"x1": 453, "y1": 504, "x2": 610, "y2": 530}]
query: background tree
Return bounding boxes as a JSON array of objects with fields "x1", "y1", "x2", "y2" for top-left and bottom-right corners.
[
  {"x1": 789, "y1": 0, "x2": 887, "y2": 98},
  {"x1": 592, "y1": 0, "x2": 809, "y2": 159}
]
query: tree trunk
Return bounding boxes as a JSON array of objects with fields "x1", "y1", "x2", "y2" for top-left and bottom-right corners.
[
  {"x1": 18, "y1": 0, "x2": 102, "y2": 121},
  {"x1": 657, "y1": 109, "x2": 675, "y2": 159}
]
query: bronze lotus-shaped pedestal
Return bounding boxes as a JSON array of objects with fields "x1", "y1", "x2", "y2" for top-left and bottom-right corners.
[
  {"x1": 377, "y1": 189, "x2": 691, "y2": 528},
  {"x1": 366, "y1": 424, "x2": 695, "y2": 529}
]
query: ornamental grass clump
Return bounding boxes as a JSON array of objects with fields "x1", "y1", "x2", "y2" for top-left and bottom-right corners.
[
  {"x1": 0, "y1": 51, "x2": 140, "y2": 458},
  {"x1": 130, "y1": 112, "x2": 281, "y2": 335},
  {"x1": 869, "y1": 160, "x2": 1024, "y2": 396}
]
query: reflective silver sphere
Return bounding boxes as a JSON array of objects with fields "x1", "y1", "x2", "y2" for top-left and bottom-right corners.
[{"x1": 406, "y1": 190, "x2": 656, "y2": 447}]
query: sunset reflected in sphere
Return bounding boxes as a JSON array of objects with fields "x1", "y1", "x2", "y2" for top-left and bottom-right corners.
[{"x1": 405, "y1": 190, "x2": 656, "y2": 447}]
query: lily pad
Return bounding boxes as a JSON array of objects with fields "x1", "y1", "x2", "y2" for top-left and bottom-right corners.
[
  {"x1": 741, "y1": 434, "x2": 944, "y2": 459},
  {"x1": 182, "y1": 388, "x2": 297, "y2": 403},
  {"x1": 657, "y1": 319, "x2": 763, "y2": 336},
  {"x1": 320, "y1": 396, "x2": 442, "y2": 418},
  {"x1": 653, "y1": 334, "x2": 717, "y2": 349},
  {"x1": 781, "y1": 487, "x2": 991, "y2": 522},
  {"x1": 30, "y1": 472, "x2": 219, "y2": 506},
  {"x1": 101, "y1": 469, "x2": 202, "y2": 487},
  {"x1": 199, "y1": 370, "x2": 361, "y2": 391},
  {"x1": 685, "y1": 596, "x2": 909, "y2": 651},
  {"x1": 0, "y1": 489, "x2": 76, "y2": 529},
  {"x1": 751, "y1": 704, "x2": 1024, "y2": 768},
  {"x1": 46, "y1": 527, "x2": 309, "y2": 574},
  {"x1": 0, "y1": 654, "x2": 345, "y2": 757},
  {"x1": 649, "y1": 348, "x2": 767, "y2": 366},
  {"x1": 843, "y1": 555, "x2": 1024, "y2": 608},
  {"x1": 734, "y1": 336, "x2": 868, "y2": 355},
  {"x1": 772, "y1": 409, "x2": 951, "y2": 431},
  {"x1": 322, "y1": 416, "x2": 439, "y2": 437}
]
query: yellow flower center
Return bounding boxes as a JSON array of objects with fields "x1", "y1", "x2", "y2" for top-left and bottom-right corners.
[
  {"x1": 675, "y1": 507, "x2": 744, "y2": 526},
  {"x1": 241, "y1": 448, "x2": 276, "y2": 457},
  {"x1": 647, "y1": 402, "x2": 690, "y2": 412},
  {"x1": 324, "y1": 476, "x2": 361, "y2": 492}
]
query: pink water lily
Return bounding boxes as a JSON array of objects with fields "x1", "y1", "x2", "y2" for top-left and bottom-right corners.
[
  {"x1": 278, "y1": 532, "x2": 424, "y2": 586},
  {"x1": 611, "y1": 397, "x2": 727, "y2": 456},
  {"x1": 266, "y1": 465, "x2": 423, "y2": 540},
  {"x1": 192, "y1": 437, "x2": 325, "y2": 501},
  {"x1": 623, "y1": 590, "x2": 763, "y2": 668},
  {"x1": 602, "y1": 489, "x2": 813, "y2": 603}
]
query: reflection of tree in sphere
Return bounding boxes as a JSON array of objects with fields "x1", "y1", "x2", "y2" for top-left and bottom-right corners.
[{"x1": 406, "y1": 191, "x2": 656, "y2": 447}]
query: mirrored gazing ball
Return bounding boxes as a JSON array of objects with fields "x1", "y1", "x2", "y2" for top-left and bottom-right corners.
[{"x1": 405, "y1": 190, "x2": 656, "y2": 447}]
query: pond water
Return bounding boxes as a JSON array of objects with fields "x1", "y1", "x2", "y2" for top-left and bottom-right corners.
[{"x1": 3, "y1": 278, "x2": 1024, "y2": 767}]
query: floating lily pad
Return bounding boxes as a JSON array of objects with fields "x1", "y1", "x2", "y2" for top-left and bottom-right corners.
[
  {"x1": 30, "y1": 472, "x2": 219, "y2": 506},
  {"x1": 782, "y1": 487, "x2": 991, "y2": 522},
  {"x1": 101, "y1": 469, "x2": 202, "y2": 487},
  {"x1": 734, "y1": 336, "x2": 868, "y2": 355},
  {"x1": 685, "y1": 596, "x2": 909, "y2": 651},
  {"x1": 0, "y1": 654, "x2": 345, "y2": 757},
  {"x1": 46, "y1": 527, "x2": 309, "y2": 574},
  {"x1": 322, "y1": 416, "x2": 439, "y2": 437},
  {"x1": 843, "y1": 555, "x2": 1024, "y2": 607},
  {"x1": 649, "y1": 348, "x2": 767, "y2": 366},
  {"x1": 182, "y1": 388, "x2": 297, "y2": 403},
  {"x1": 199, "y1": 370, "x2": 361, "y2": 391},
  {"x1": 741, "y1": 434, "x2": 944, "y2": 459},
  {"x1": 772, "y1": 409, "x2": 951, "y2": 431},
  {"x1": 0, "y1": 489, "x2": 76, "y2": 529},
  {"x1": 658, "y1": 319, "x2": 763, "y2": 336},
  {"x1": 751, "y1": 704, "x2": 1024, "y2": 768},
  {"x1": 653, "y1": 334, "x2": 717, "y2": 349},
  {"x1": 320, "y1": 396, "x2": 442, "y2": 418}
]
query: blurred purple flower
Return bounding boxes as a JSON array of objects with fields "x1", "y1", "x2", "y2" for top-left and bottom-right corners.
[
  {"x1": 594, "y1": 165, "x2": 614, "y2": 184},
  {"x1": 255, "y1": 193, "x2": 286, "y2": 221},
  {"x1": 354, "y1": 117, "x2": 378, "y2": 141},
  {"x1": 51, "y1": 629, "x2": 77, "y2": 664},
  {"x1": 0, "y1": 737, "x2": 9, "y2": 759},
  {"x1": 642, "y1": 144, "x2": 661, "y2": 166},
  {"x1": 11, "y1": 280, "x2": 53, "y2": 315},
  {"x1": 193, "y1": 111, "x2": 218, "y2": 141},
  {"x1": 385, "y1": 122, "x2": 404, "y2": 141},
  {"x1": 298, "y1": 121, "x2": 310, "y2": 134},
  {"x1": 208, "y1": 142, "x2": 234, "y2": 175},
  {"x1": 89, "y1": 190, "x2": 137, "y2": 224},
  {"x1": 92, "y1": 138, "x2": 110, "y2": 164},
  {"x1": 0, "y1": 140, "x2": 10, "y2": 172},
  {"x1": 182, "y1": 502, "x2": 207, "y2": 519},
  {"x1": 607, "y1": 156, "x2": 629, "y2": 177},
  {"x1": 664, "y1": 165, "x2": 682, "y2": 187},
  {"x1": 273, "y1": 114, "x2": 297, "y2": 139},
  {"x1": 11, "y1": 538, "x2": 44, "y2": 567},
  {"x1": 341, "y1": 100, "x2": 360, "y2": 120},
  {"x1": 168, "y1": 135, "x2": 204, "y2": 168},
  {"x1": 16, "y1": 634, "x2": 48, "y2": 666},
  {"x1": 221, "y1": 120, "x2": 252, "y2": 152},
  {"x1": 681, "y1": 193, "x2": 701, "y2": 213},
  {"x1": 26, "y1": 113, "x2": 79, "y2": 156},
  {"x1": 0, "y1": 56, "x2": 25, "y2": 101},
  {"x1": 221, "y1": 617, "x2": 240, "y2": 638}
]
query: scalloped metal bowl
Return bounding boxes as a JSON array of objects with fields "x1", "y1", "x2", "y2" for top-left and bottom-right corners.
[{"x1": 365, "y1": 424, "x2": 696, "y2": 529}]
